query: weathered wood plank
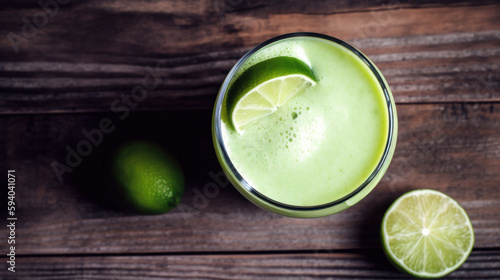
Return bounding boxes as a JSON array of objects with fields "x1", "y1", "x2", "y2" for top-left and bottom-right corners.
[
  {"x1": 1, "y1": 0, "x2": 498, "y2": 55},
  {"x1": 0, "y1": 3, "x2": 499, "y2": 113},
  {"x1": 1, "y1": 250, "x2": 499, "y2": 279},
  {"x1": 0, "y1": 102, "x2": 498, "y2": 255}
]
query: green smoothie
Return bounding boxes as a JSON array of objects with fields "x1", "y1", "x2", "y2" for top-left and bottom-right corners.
[{"x1": 213, "y1": 34, "x2": 397, "y2": 217}]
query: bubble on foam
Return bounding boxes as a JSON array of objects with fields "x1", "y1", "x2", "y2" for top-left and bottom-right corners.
[{"x1": 273, "y1": 114, "x2": 327, "y2": 162}]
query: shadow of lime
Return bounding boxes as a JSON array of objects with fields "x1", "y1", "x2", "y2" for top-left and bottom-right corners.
[
  {"x1": 67, "y1": 109, "x2": 222, "y2": 214},
  {"x1": 355, "y1": 187, "x2": 411, "y2": 276}
]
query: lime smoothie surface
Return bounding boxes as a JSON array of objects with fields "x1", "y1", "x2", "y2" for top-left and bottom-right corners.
[{"x1": 220, "y1": 37, "x2": 390, "y2": 206}]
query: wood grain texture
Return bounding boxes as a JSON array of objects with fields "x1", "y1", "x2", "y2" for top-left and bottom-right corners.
[
  {"x1": 1, "y1": 2, "x2": 499, "y2": 278},
  {"x1": 1, "y1": 102, "x2": 499, "y2": 255},
  {"x1": 1, "y1": 250, "x2": 499, "y2": 279},
  {"x1": 1, "y1": 2, "x2": 499, "y2": 113}
]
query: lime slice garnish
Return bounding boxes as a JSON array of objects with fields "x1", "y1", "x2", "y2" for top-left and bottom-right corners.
[
  {"x1": 381, "y1": 189, "x2": 474, "y2": 278},
  {"x1": 226, "y1": 56, "x2": 316, "y2": 133}
]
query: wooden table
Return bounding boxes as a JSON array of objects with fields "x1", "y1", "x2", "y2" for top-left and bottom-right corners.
[{"x1": 1, "y1": 1, "x2": 499, "y2": 279}]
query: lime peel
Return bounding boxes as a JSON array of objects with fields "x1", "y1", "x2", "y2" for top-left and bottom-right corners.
[{"x1": 112, "y1": 141, "x2": 185, "y2": 215}]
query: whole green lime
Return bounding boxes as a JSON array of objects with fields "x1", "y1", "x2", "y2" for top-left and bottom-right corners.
[{"x1": 112, "y1": 141, "x2": 184, "y2": 214}]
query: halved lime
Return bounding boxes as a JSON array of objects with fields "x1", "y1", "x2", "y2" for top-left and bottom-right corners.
[
  {"x1": 226, "y1": 56, "x2": 316, "y2": 133},
  {"x1": 381, "y1": 189, "x2": 474, "y2": 278}
]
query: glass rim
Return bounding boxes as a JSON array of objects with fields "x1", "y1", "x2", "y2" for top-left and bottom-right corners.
[{"x1": 213, "y1": 32, "x2": 395, "y2": 211}]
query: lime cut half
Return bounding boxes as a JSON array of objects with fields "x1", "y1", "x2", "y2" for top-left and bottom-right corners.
[
  {"x1": 381, "y1": 189, "x2": 474, "y2": 278},
  {"x1": 226, "y1": 56, "x2": 316, "y2": 133}
]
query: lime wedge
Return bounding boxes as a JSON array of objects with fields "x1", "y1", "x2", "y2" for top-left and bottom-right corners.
[
  {"x1": 226, "y1": 56, "x2": 316, "y2": 133},
  {"x1": 381, "y1": 189, "x2": 474, "y2": 278}
]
